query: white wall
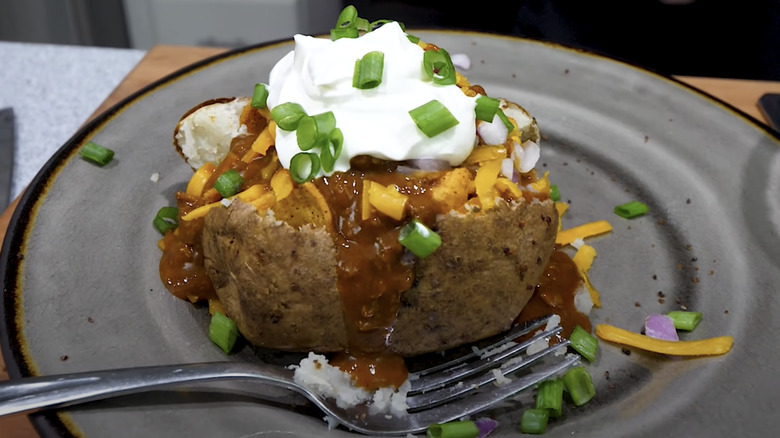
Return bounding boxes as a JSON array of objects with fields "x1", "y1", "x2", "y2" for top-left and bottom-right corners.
[{"x1": 121, "y1": 0, "x2": 342, "y2": 49}]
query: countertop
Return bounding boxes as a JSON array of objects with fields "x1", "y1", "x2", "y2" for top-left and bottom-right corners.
[
  {"x1": 0, "y1": 41, "x2": 147, "y2": 202},
  {"x1": 1, "y1": 42, "x2": 780, "y2": 437}
]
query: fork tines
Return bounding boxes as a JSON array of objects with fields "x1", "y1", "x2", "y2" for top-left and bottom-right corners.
[{"x1": 405, "y1": 314, "x2": 578, "y2": 412}]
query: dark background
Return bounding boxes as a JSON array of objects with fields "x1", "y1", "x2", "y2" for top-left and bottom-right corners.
[{"x1": 350, "y1": 0, "x2": 780, "y2": 81}]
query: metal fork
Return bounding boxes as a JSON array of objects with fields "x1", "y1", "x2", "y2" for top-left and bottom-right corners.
[{"x1": 0, "y1": 314, "x2": 578, "y2": 436}]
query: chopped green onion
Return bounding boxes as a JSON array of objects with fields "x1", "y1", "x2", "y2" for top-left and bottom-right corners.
[
  {"x1": 335, "y1": 5, "x2": 358, "y2": 28},
  {"x1": 330, "y1": 26, "x2": 359, "y2": 40},
  {"x1": 422, "y1": 49, "x2": 457, "y2": 85},
  {"x1": 614, "y1": 200, "x2": 649, "y2": 219},
  {"x1": 296, "y1": 111, "x2": 336, "y2": 151},
  {"x1": 562, "y1": 366, "x2": 595, "y2": 407},
  {"x1": 399, "y1": 219, "x2": 442, "y2": 258},
  {"x1": 426, "y1": 420, "x2": 479, "y2": 438},
  {"x1": 320, "y1": 128, "x2": 344, "y2": 173},
  {"x1": 209, "y1": 311, "x2": 238, "y2": 354},
  {"x1": 289, "y1": 152, "x2": 321, "y2": 183},
  {"x1": 251, "y1": 83, "x2": 269, "y2": 109},
  {"x1": 474, "y1": 95, "x2": 501, "y2": 122},
  {"x1": 353, "y1": 51, "x2": 384, "y2": 90},
  {"x1": 79, "y1": 141, "x2": 114, "y2": 166},
  {"x1": 355, "y1": 17, "x2": 370, "y2": 32},
  {"x1": 535, "y1": 378, "x2": 564, "y2": 418},
  {"x1": 153, "y1": 206, "x2": 179, "y2": 234},
  {"x1": 270, "y1": 102, "x2": 307, "y2": 131},
  {"x1": 569, "y1": 325, "x2": 598, "y2": 362},
  {"x1": 213, "y1": 169, "x2": 243, "y2": 198},
  {"x1": 550, "y1": 184, "x2": 560, "y2": 201},
  {"x1": 409, "y1": 100, "x2": 459, "y2": 137},
  {"x1": 496, "y1": 108, "x2": 515, "y2": 133},
  {"x1": 519, "y1": 408, "x2": 549, "y2": 434},
  {"x1": 667, "y1": 311, "x2": 703, "y2": 331}
]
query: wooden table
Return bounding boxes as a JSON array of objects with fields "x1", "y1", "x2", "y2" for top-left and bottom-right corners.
[{"x1": 1, "y1": 44, "x2": 779, "y2": 437}]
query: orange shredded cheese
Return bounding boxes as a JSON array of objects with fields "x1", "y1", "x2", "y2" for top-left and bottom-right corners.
[
  {"x1": 475, "y1": 158, "x2": 502, "y2": 210},
  {"x1": 595, "y1": 324, "x2": 733, "y2": 356},
  {"x1": 530, "y1": 170, "x2": 550, "y2": 194},
  {"x1": 270, "y1": 169, "x2": 293, "y2": 201},
  {"x1": 572, "y1": 244, "x2": 601, "y2": 307},
  {"x1": 251, "y1": 121, "x2": 276, "y2": 155},
  {"x1": 186, "y1": 162, "x2": 216, "y2": 197},
  {"x1": 368, "y1": 182, "x2": 407, "y2": 220},
  {"x1": 182, "y1": 184, "x2": 266, "y2": 221},
  {"x1": 556, "y1": 220, "x2": 613, "y2": 246},
  {"x1": 361, "y1": 180, "x2": 374, "y2": 221},
  {"x1": 555, "y1": 202, "x2": 569, "y2": 232}
]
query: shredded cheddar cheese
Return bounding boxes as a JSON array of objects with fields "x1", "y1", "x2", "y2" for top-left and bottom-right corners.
[
  {"x1": 271, "y1": 169, "x2": 293, "y2": 201},
  {"x1": 251, "y1": 121, "x2": 276, "y2": 155},
  {"x1": 186, "y1": 163, "x2": 216, "y2": 197},
  {"x1": 572, "y1": 244, "x2": 601, "y2": 307},
  {"x1": 474, "y1": 158, "x2": 502, "y2": 210},
  {"x1": 595, "y1": 324, "x2": 733, "y2": 356},
  {"x1": 556, "y1": 220, "x2": 613, "y2": 246},
  {"x1": 368, "y1": 182, "x2": 408, "y2": 220},
  {"x1": 530, "y1": 171, "x2": 550, "y2": 194}
]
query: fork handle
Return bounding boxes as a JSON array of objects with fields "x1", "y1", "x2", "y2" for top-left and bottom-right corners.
[{"x1": 0, "y1": 362, "x2": 298, "y2": 417}]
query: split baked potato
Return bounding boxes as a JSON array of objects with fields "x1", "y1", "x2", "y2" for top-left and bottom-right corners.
[{"x1": 164, "y1": 96, "x2": 558, "y2": 357}]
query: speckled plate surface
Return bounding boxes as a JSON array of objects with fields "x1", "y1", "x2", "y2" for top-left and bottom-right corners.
[{"x1": 2, "y1": 29, "x2": 780, "y2": 437}]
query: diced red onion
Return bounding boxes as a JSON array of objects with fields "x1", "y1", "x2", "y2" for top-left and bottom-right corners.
[
  {"x1": 451, "y1": 53, "x2": 471, "y2": 70},
  {"x1": 644, "y1": 314, "x2": 679, "y2": 341},
  {"x1": 403, "y1": 158, "x2": 452, "y2": 172},
  {"x1": 475, "y1": 417, "x2": 499, "y2": 438},
  {"x1": 500, "y1": 158, "x2": 514, "y2": 179},
  {"x1": 476, "y1": 116, "x2": 508, "y2": 145},
  {"x1": 518, "y1": 140, "x2": 540, "y2": 173}
]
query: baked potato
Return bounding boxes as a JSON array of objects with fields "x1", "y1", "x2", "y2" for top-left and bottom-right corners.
[{"x1": 164, "y1": 94, "x2": 558, "y2": 357}]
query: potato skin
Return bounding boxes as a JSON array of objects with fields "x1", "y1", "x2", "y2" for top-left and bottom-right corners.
[{"x1": 203, "y1": 197, "x2": 558, "y2": 357}]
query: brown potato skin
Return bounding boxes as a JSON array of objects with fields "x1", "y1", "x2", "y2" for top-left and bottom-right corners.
[{"x1": 202, "y1": 198, "x2": 558, "y2": 357}]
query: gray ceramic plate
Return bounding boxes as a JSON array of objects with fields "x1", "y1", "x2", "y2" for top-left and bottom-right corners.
[{"x1": 2, "y1": 30, "x2": 780, "y2": 437}]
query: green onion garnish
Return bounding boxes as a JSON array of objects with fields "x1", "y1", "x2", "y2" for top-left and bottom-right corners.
[
  {"x1": 535, "y1": 378, "x2": 564, "y2": 418},
  {"x1": 422, "y1": 49, "x2": 457, "y2": 85},
  {"x1": 270, "y1": 102, "x2": 307, "y2": 131},
  {"x1": 520, "y1": 408, "x2": 550, "y2": 435},
  {"x1": 331, "y1": 26, "x2": 359, "y2": 40},
  {"x1": 353, "y1": 51, "x2": 384, "y2": 90},
  {"x1": 289, "y1": 152, "x2": 321, "y2": 183},
  {"x1": 562, "y1": 366, "x2": 595, "y2": 407},
  {"x1": 569, "y1": 324, "x2": 598, "y2": 362},
  {"x1": 209, "y1": 311, "x2": 238, "y2": 354},
  {"x1": 614, "y1": 200, "x2": 649, "y2": 219},
  {"x1": 335, "y1": 5, "x2": 358, "y2": 28},
  {"x1": 355, "y1": 17, "x2": 370, "y2": 32},
  {"x1": 496, "y1": 108, "x2": 515, "y2": 133},
  {"x1": 251, "y1": 83, "x2": 269, "y2": 109},
  {"x1": 425, "y1": 420, "x2": 479, "y2": 438},
  {"x1": 153, "y1": 206, "x2": 179, "y2": 234},
  {"x1": 213, "y1": 169, "x2": 243, "y2": 198},
  {"x1": 409, "y1": 100, "x2": 459, "y2": 138},
  {"x1": 550, "y1": 184, "x2": 560, "y2": 201},
  {"x1": 296, "y1": 111, "x2": 336, "y2": 151},
  {"x1": 474, "y1": 95, "x2": 501, "y2": 122},
  {"x1": 79, "y1": 141, "x2": 114, "y2": 166},
  {"x1": 407, "y1": 34, "x2": 420, "y2": 44},
  {"x1": 320, "y1": 128, "x2": 344, "y2": 173},
  {"x1": 399, "y1": 219, "x2": 442, "y2": 258},
  {"x1": 667, "y1": 311, "x2": 703, "y2": 331}
]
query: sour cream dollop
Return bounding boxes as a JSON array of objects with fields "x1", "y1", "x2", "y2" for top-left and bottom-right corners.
[{"x1": 267, "y1": 22, "x2": 478, "y2": 175}]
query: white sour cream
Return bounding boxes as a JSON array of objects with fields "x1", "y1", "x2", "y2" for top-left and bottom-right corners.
[{"x1": 266, "y1": 22, "x2": 478, "y2": 175}]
